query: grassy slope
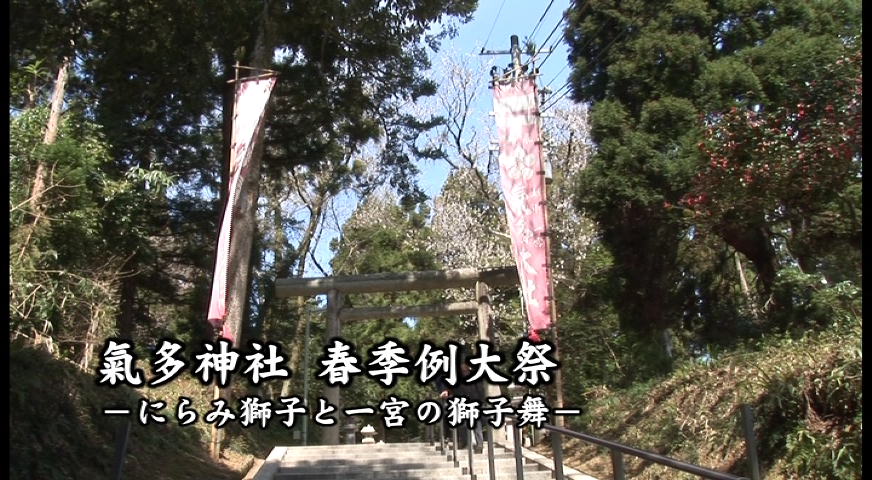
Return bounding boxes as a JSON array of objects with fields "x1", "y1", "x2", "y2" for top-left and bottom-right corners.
[
  {"x1": 9, "y1": 321, "x2": 861, "y2": 480},
  {"x1": 9, "y1": 345, "x2": 259, "y2": 480},
  {"x1": 532, "y1": 322, "x2": 862, "y2": 480}
]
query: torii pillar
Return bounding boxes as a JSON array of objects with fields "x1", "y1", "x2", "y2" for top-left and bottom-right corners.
[
  {"x1": 476, "y1": 280, "x2": 506, "y2": 444},
  {"x1": 323, "y1": 288, "x2": 343, "y2": 445},
  {"x1": 275, "y1": 266, "x2": 520, "y2": 446}
]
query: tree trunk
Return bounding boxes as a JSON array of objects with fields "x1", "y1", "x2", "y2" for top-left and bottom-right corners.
[
  {"x1": 43, "y1": 57, "x2": 69, "y2": 145},
  {"x1": 256, "y1": 181, "x2": 292, "y2": 340},
  {"x1": 217, "y1": 1, "x2": 278, "y2": 456},
  {"x1": 660, "y1": 328, "x2": 673, "y2": 364},
  {"x1": 789, "y1": 217, "x2": 815, "y2": 275},
  {"x1": 550, "y1": 324, "x2": 566, "y2": 428},
  {"x1": 117, "y1": 276, "x2": 136, "y2": 340},
  {"x1": 224, "y1": 0, "x2": 278, "y2": 346},
  {"x1": 280, "y1": 192, "x2": 327, "y2": 398},
  {"x1": 221, "y1": 54, "x2": 236, "y2": 208},
  {"x1": 715, "y1": 222, "x2": 781, "y2": 311},
  {"x1": 257, "y1": 182, "x2": 294, "y2": 400},
  {"x1": 81, "y1": 310, "x2": 101, "y2": 370},
  {"x1": 735, "y1": 253, "x2": 761, "y2": 322},
  {"x1": 29, "y1": 56, "x2": 70, "y2": 220},
  {"x1": 17, "y1": 56, "x2": 72, "y2": 259}
]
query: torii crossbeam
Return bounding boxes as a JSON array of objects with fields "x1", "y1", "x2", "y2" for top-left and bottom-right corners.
[{"x1": 275, "y1": 266, "x2": 520, "y2": 445}]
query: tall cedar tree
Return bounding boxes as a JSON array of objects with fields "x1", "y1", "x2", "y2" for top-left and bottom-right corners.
[{"x1": 564, "y1": 0, "x2": 862, "y2": 355}]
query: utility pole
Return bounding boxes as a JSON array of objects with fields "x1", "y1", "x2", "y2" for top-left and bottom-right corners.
[
  {"x1": 484, "y1": 36, "x2": 566, "y2": 429},
  {"x1": 510, "y1": 35, "x2": 523, "y2": 78}
]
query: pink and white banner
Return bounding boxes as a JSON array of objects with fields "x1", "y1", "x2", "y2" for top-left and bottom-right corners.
[
  {"x1": 493, "y1": 77, "x2": 553, "y2": 332},
  {"x1": 208, "y1": 75, "x2": 277, "y2": 341}
]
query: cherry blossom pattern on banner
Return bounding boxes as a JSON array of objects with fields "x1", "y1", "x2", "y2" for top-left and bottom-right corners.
[{"x1": 493, "y1": 77, "x2": 552, "y2": 332}]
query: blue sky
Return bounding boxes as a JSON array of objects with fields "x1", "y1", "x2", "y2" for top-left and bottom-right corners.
[
  {"x1": 418, "y1": 0, "x2": 574, "y2": 197},
  {"x1": 306, "y1": 1, "x2": 574, "y2": 278}
]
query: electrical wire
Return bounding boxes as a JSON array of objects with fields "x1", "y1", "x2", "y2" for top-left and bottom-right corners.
[
  {"x1": 545, "y1": 63, "x2": 569, "y2": 90},
  {"x1": 482, "y1": 0, "x2": 508, "y2": 51},
  {"x1": 534, "y1": 17, "x2": 565, "y2": 61},
  {"x1": 536, "y1": 30, "x2": 565, "y2": 70},
  {"x1": 542, "y1": 84, "x2": 573, "y2": 111},
  {"x1": 529, "y1": 0, "x2": 556, "y2": 43},
  {"x1": 541, "y1": 26, "x2": 630, "y2": 112},
  {"x1": 541, "y1": 81, "x2": 571, "y2": 110},
  {"x1": 538, "y1": 0, "x2": 592, "y2": 69},
  {"x1": 541, "y1": 0, "x2": 848, "y2": 110},
  {"x1": 544, "y1": 16, "x2": 611, "y2": 89},
  {"x1": 536, "y1": 0, "x2": 601, "y2": 72}
]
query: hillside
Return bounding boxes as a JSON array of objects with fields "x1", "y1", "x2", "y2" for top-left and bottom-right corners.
[
  {"x1": 9, "y1": 344, "x2": 257, "y2": 480},
  {"x1": 531, "y1": 320, "x2": 862, "y2": 480},
  {"x1": 10, "y1": 316, "x2": 862, "y2": 480}
]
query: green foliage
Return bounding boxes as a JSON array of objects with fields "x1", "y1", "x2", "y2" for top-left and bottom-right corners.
[
  {"x1": 769, "y1": 268, "x2": 862, "y2": 333},
  {"x1": 561, "y1": 7, "x2": 862, "y2": 475},
  {"x1": 328, "y1": 191, "x2": 448, "y2": 431},
  {"x1": 331, "y1": 192, "x2": 438, "y2": 277},
  {"x1": 554, "y1": 313, "x2": 861, "y2": 480},
  {"x1": 566, "y1": 0, "x2": 863, "y2": 352},
  {"x1": 687, "y1": 47, "x2": 861, "y2": 222},
  {"x1": 9, "y1": 0, "x2": 479, "y2": 357},
  {"x1": 9, "y1": 99, "x2": 178, "y2": 363},
  {"x1": 685, "y1": 43, "x2": 861, "y2": 332},
  {"x1": 262, "y1": 0, "x2": 477, "y2": 204},
  {"x1": 10, "y1": 344, "x2": 248, "y2": 480},
  {"x1": 753, "y1": 315, "x2": 862, "y2": 479}
]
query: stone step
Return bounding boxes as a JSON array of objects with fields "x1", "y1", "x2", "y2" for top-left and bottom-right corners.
[
  {"x1": 281, "y1": 451, "x2": 500, "y2": 460},
  {"x1": 281, "y1": 453, "x2": 518, "y2": 465},
  {"x1": 280, "y1": 460, "x2": 458, "y2": 470},
  {"x1": 282, "y1": 447, "x2": 438, "y2": 455},
  {"x1": 277, "y1": 459, "x2": 550, "y2": 479},
  {"x1": 275, "y1": 471, "x2": 552, "y2": 480},
  {"x1": 282, "y1": 447, "x2": 511, "y2": 457},
  {"x1": 256, "y1": 442, "x2": 560, "y2": 480},
  {"x1": 278, "y1": 457, "x2": 535, "y2": 474},
  {"x1": 288, "y1": 442, "x2": 439, "y2": 451},
  {"x1": 446, "y1": 451, "x2": 518, "y2": 460}
]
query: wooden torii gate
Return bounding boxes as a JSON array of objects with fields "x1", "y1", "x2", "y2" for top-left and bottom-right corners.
[{"x1": 275, "y1": 266, "x2": 521, "y2": 446}]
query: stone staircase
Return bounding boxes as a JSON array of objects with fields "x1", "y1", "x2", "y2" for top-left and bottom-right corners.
[{"x1": 250, "y1": 442, "x2": 553, "y2": 480}]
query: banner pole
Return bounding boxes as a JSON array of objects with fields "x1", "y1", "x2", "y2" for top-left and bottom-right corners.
[
  {"x1": 210, "y1": 61, "x2": 241, "y2": 462},
  {"x1": 531, "y1": 59, "x2": 564, "y2": 428}
]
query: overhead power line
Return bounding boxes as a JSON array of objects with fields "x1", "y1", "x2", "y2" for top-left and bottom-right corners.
[
  {"x1": 482, "y1": 0, "x2": 508, "y2": 51},
  {"x1": 536, "y1": 28, "x2": 564, "y2": 70},
  {"x1": 542, "y1": 84, "x2": 573, "y2": 111},
  {"x1": 535, "y1": 16, "x2": 565, "y2": 61},
  {"x1": 542, "y1": 81, "x2": 571, "y2": 110},
  {"x1": 529, "y1": 0, "x2": 556, "y2": 43},
  {"x1": 541, "y1": 0, "x2": 847, "y2": 111},
  {"x1": 542, "y1": 26, "x2": 630, "y2": 112},
  {"x1": 543, "y1": 17, "x2": 612, "y2": 90},
  {"x1": 546, "y1": 63, "x2": 570, "y2": 89}
]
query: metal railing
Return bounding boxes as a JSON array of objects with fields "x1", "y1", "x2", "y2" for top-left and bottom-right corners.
[
  {"x1": 110, "y1": 419, "x2": 131, "y2": 480},
  {"x1": 537, "y1": 403, "x2": 762, "y2": 480},
  {"x1": 435, "y1": 411, "x2": 499, "y2": 480},
  {"x1": 542, "y1": 423, "x2": 750, "y2": 480},
  {"x1": 432, "y1": 403, "x2": 761, "y2": 480}
]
